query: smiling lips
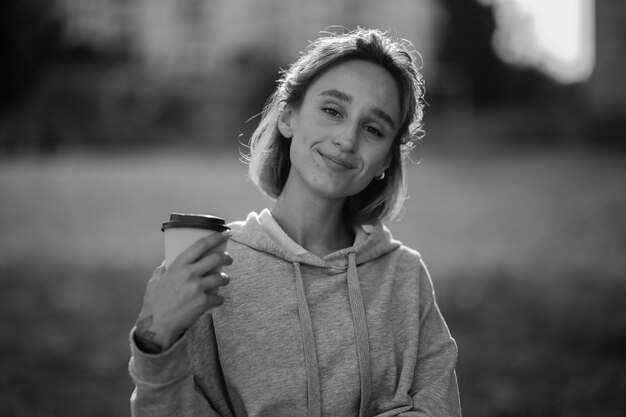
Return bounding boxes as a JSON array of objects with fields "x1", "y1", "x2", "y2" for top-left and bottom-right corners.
[{"x1": 318, "y1": 151, "x2": 356, "y2": 170}]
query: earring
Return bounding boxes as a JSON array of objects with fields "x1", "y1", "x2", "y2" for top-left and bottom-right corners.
[{"x1": 375, "y1": 172, "x2": 385, "y2": 180}]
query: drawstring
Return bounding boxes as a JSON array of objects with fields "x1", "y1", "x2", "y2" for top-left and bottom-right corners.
[
  {"x1": 293, "y1": 262, "x2": 321, "y2": 417},
  {"x1": 347, "y1": 252, "x2": 372, "y2": 416},
  {"x1": 293, "y1": 254, "x2": 371, "y2": 417}
]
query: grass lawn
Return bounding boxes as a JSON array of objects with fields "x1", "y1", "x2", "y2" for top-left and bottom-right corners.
[{"x1": 1, "y1": 147, "x2": 625, "y2": 416}]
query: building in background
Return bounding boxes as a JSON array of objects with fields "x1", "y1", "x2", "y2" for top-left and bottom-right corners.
[
  {"x1": 583, "y1": 0, "x2": 626, "y2": 142},
  {"x1": 5, "y1": 0, "x2": 623, "y2": 152},
  {"x1": 45, "y1": 0, "x2": 443, "y2": 149},
  {"x1": 56, "y1": 0, "x2": 442, "y2": 80}
]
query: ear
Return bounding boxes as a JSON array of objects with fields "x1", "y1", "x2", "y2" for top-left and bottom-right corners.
[{"x1": 277, "y1": 106, "x2": 294, "y2": 139}]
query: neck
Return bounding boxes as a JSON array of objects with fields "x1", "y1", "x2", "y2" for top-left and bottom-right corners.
[{"x1": 271, "y1": 180, "x2": 354, "y2": 258}]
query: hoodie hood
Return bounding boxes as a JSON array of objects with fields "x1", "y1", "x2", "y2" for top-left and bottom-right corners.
[
  {"x1": 228, "y1": 209, "x2": 401, "y2": 267},
  {"x1": 227, "y1": 209, "x2": 401, "y2": 417}
]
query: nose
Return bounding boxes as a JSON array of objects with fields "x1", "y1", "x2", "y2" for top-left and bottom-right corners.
[{"x1": 332, "y1": 124, "x2": 358, "y2": 153}]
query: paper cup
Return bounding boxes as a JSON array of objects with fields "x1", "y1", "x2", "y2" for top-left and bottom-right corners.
[{"x1": 161, "y1": 213, "x2": 229, "y2": 268}]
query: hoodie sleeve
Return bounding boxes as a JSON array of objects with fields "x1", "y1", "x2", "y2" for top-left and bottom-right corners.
[
  {"x1": 407, "y1": 260, "x2": 462, "y2": 416},
  {"x1": 128, "y1": 319, "x2": 230, "y2": 417}
]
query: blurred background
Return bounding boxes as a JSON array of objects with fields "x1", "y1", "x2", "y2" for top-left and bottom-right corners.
[{"x1": 1, "y1": 0, "x2": 625, "y2": 415}]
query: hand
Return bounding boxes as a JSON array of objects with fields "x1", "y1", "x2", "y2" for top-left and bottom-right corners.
[{"x1": 134, "y1": 231, "x2": 232, "y2": 352}]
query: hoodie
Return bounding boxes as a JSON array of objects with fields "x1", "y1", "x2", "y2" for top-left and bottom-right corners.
[{"x1": 129, "y1": 209, "x2": 461, "y2": 416}]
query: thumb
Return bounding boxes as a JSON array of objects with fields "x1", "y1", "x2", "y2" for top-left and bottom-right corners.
[{"x1": 153, "y1": 261, "x2": 166, "y2": 275}]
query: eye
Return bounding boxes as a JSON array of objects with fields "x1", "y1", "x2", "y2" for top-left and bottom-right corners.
[
  {"x1": 322, "y1": 106, "x2": 341, "y2": 118},
  {"x1": 364, "y1": 125, "x2": 384, "y2": 137}
]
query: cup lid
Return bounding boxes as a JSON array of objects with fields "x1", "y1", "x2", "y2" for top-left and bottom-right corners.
[{"x1": 161, "y1": 213, "x2": 229, "y2": 232}]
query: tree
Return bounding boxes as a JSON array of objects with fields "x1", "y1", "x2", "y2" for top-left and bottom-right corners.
[{"x1": 0, "y1": 0, "x2": 65, "y2": 116}]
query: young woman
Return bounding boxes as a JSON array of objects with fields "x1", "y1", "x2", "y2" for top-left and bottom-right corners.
[{"x1": 129, "y1": 28, "x2": 461, "y2": 416}]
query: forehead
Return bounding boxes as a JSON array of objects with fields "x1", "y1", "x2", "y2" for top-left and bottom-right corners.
[{"x1": 305, "y1": 60, "x2": 401, "y2": 121}]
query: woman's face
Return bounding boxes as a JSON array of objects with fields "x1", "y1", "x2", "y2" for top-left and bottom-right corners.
[{"x1": 278, "y1": 59, "x2": 400, "y2": 202}]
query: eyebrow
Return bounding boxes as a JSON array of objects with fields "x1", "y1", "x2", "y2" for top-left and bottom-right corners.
[{"x1": 319, "y1": 89, "x2": 397, "y2": 131}]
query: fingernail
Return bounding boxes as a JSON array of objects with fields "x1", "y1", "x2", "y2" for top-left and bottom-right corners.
[{"x1": 221, "y1": 230, "x2": 232, "y2": 238}]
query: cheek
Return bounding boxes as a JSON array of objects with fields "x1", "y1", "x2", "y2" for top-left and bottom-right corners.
[
  {"x1": 290, "y1": 129, "x2": 308, "y2": 151},
  {"x1": 289, "y1": 136, "x2": 312, "y2": 172},
  {"x1": 367, "y1": 147, "x2": 393, "y2": 172}
]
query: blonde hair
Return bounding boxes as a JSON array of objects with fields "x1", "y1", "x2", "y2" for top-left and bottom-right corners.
[{"x1": 247, "y1": 28, "x2": 425, "y2": 225}]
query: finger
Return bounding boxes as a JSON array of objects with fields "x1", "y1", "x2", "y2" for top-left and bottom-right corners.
[
  {"x1": 194, "y1": 252, "x2": 232, "y2": 276},
  {"x1": 152, "y1": 261, "x2": 166, "y2": 276},
  {"x1": 197, "y1": 272, "x2": 230, "y2": 293},
  {"x1": 205, "y1": 294, "x2": 225, "y2": 309},
  {"x1": 176, "y1": 231, "x2": 231, "y2": 265}
]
